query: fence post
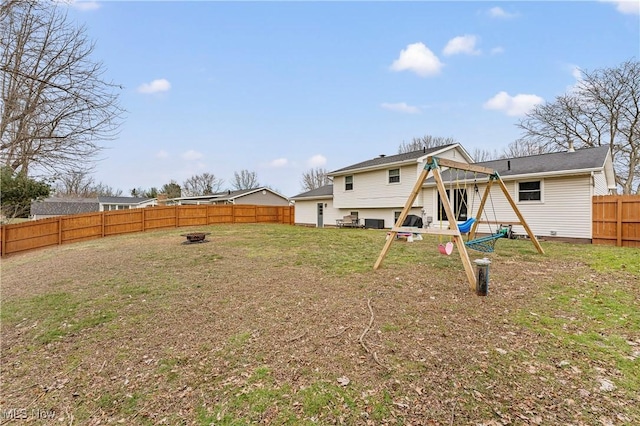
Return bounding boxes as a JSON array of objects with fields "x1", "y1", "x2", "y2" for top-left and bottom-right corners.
[
  {"x1": 617, "y1": 197, "x2": 623, "y2": 247},
  {"x1": 141, "y1": 208, "x2": 146, "y2": 232},
  {"x1": 58, "y1": 217, "x2": 63, "y2": 245},
  {"x1": 1, "y1": 225, "x2": 6, "y2": 256}
]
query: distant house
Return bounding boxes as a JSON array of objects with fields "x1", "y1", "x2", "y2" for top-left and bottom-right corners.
[
  {"x1": 30, "y1": 196, "x2": 156, "y2": 220},
  {"x1": 171, "y1": 187, "x2": 290, "y2": 206},
  {"x1": 291, "y1": 143, "x2": 616, "y2": 242}
]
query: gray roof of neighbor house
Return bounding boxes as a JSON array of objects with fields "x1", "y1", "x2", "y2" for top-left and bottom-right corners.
[
  {"x1": 329, "y1": 144, "x2": 457, "y2": 175},
  {"x1": 98, "y1": 196, "x2": 154, "y2": 204},
  {"x1": 174, "y1": 187, "x2": 289, "y2": 202},
  {"x1": 291, "y1": 185, "x2": 334, "y2": 200},
  {"x1": 31, "y1": 198, "x2": 100, "y2": 216},
  {"x1": 430, "y1": 145, "x2": 611, "y2": 182}
]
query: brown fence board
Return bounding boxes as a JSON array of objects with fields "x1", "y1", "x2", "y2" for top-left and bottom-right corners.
[
  {"x1": 592, "y1": 195, "x2": 640, "y2": 247},
  {"x1": 207, "y1": 205, "x2": 234, "y2": 224},
  {"x1": 104, "y1": 210, "x2": 145, "y2": 236},
  {"x1": 177, "y1": 206, "x2": 209, "y2": 227},
  {"x1": 0, "y1": 204, "x2": 294, "y2": 256}
]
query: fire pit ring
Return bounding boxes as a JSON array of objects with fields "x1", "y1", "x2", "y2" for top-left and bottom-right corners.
[{"x1": 180, "y1": 232, "x2": 211, "y2": 244}]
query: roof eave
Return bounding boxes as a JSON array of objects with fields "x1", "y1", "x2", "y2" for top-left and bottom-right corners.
[
  {"x1": 421, "y1": 166, "x2": 605, "y2": 186},
  {"x1": 329, "y1": 158, "x2": 423, "y2": 177}
]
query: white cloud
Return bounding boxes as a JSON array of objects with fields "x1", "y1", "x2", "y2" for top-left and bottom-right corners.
[
  {"x1": 156, "y1": 150, "x2": 169, "y2": 159},
  {"x1": 380, "y1": 102, "x2": 421, "y2": 114},
  {"x1": 390, "y1": 42, "x2": 444, "y2": 77},
  {"x1": 488, "y1": 6, "x2": 518, "y2": 19},
  {"x1": 56, "y1": 0, "x2": 101, "y2": 11},
  {"x1": 600, "y1": 0, "x2": 640, "y2": 15},
  {"x1": 72, "y1": 1, "x2": 100, "y2": 11},
  {"x1": 182, "y1": 150, "x2": 203, "y2": 161},
  {"x1": 307, "y1": 154, "x2": 327, "y2": 168},
  {"x1": 443, "y1": 35, "x2": 481, "y2": 56},
  {"x1": 269, "y1": 158, "x2": 288, "y2": 168},
  {"x1": 483, "y1": 91, "x2": 544, "y2": 116},
  {"x1": 137, "y1": 78, "x2": 171, "y2": 94},
  {"x1": 490, "y1": 46, "x2": 505, "y2": 55}
]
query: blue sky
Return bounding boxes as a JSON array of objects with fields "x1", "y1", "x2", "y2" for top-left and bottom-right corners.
[{"x1": 65, "y1": 1, "x2": 639, "y2": 197}]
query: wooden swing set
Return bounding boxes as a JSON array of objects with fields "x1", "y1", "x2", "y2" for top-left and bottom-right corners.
[{"x1": 374, "y1": 156, "x2": 545, "y2": 291}]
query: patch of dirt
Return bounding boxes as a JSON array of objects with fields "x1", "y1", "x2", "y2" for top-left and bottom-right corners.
[{"x1": 1, "y1": 228, "x2": 638, "y2": 425}]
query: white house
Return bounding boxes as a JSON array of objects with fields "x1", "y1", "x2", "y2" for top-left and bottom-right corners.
[
  {"x1": 291, "y1": 143, "x2": 616, "y2": 242},
  {"x1": 30, "y1": 196, "x2": 157, "y2": 220},
  {"x1": 168, "y1": 187, "x2": 291, "y2": 206}
]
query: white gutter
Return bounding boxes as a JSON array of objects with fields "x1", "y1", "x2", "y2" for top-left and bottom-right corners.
[{"x1": 421, "y1": 167, "x2": 604, "y2": 186}]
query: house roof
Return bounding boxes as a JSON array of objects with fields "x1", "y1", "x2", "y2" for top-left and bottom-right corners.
[
  {"x1": 290, "y1": 185, "x2": 334, "y2": 200},
  {"x1": 329, "y1": 144, "x2": 459, "y2": 175},
  {"x1": 98, "y1": 196, "x2": 154, "y2": 204},
  {"x1": 31, "y1": 198, "x2": 100, "y2": 216},
  {"x1": 172, "y1": 187, "x2": 290, "y2": 202},
  {"x1": 478, "y1": 145, "x2": 610, "y2": 177},
  {"x1": 429, "y1": 145, "x2": 611, "y2": 183}
]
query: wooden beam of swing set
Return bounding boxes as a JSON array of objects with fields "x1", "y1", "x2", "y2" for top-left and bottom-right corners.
[
  {"x1": 425, "y1": 156, "x2": 495, "y2": 175},
  {"x1": 373, "y1": 155, "x2": 545, "y2": 292}
]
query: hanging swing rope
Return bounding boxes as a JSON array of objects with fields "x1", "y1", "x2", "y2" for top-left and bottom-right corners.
[{"x1": 465, "y1": 176, "x2": 509, "y2": 253}]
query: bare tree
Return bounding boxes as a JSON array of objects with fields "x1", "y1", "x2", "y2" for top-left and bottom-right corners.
[
  {"x1": 398, "y1": 135, "x2": 458, "y2": 154},
  {"x1": 182, "y1": 172, "x2": 224, "y2": 196},
  {"x1": 232, "y1": 169, "x2": 259, "y2": 190},
  {"x1": 54, "y1": 169, "x2": 122, "y2": 197},
  {"x1": 300, "y1": 167, "x2": 331, "y2": 191},
  {"x1": 518, "y1": 60, "x2": 640, "y2": 194},
  {"x1": 0, "y1": 1, "x2": 124, "y2": 177},
  {"x1": 471, "y1": 148, "x2": 500, "y2": 162},
  {"x1": 500, "y1": 139, "x2": 553, "y2": 159}
]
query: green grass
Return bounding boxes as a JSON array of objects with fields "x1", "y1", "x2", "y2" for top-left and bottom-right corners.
[
  {"x1": 514, "y1": 273, "x2": 640, "y2": 395},
  {"x1": 2, "y1": 223, "x2": 638, "y2": 424}
]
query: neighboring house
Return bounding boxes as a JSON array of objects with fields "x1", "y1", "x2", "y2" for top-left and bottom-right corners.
[
  {"x1": 291, "y1": 143, "x2": 616, "y2": 242},
  {"x1": 30, "y1": 196, "x2": 156, "y2": 220},
  {"x1": 98, "y1": 196, "x2": 156, "y2": 211},
  {"x1": 170, "y1": 187, "x2": 291, "y2": 206}
]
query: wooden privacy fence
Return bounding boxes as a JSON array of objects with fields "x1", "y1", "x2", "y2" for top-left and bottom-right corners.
[
  {"x1": 592, "y1": 195, "x2": 640, "y2": 247},
  {"x1": 0, "y1": 204, "x2": 294, "y2": 256}
]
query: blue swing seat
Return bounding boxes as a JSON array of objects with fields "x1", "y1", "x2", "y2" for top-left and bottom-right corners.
[
  {"x1": 457, "y1": 217, "x2": 476, "y2": 234},
  {"x1": 465, "y1": 226, "x2": 511, "y2": 253}
]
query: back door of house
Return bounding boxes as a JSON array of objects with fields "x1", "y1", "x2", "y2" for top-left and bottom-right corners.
[{"x1": 317, "y1": 203, "x2": 324, "y2": 228}]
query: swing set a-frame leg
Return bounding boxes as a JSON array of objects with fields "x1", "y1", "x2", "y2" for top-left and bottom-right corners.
[
  {"x1": 495, "y1": 177, "x2": 545, "y2": 255},
  {"x1": 432, "y1": 167, "x2": 477, "y2": 291}
]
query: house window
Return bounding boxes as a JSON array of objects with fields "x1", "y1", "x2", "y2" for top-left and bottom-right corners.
[
  {"x1": 345, "y1": 175, "x2": 353, "y2": 191},
  {"x1": 518, "y1": 181, "x2": 541, "y2": 201},
  {"x1": 437, "y1": 189, "x2": 468, "y2": 221},
  {"x1": 388, "y1": 168, "x2": 400, "y2": 184}
]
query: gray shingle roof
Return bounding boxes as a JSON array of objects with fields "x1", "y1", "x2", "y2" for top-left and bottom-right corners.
[
  {"x1": 330, "y1": 144, "x2": 456, "y2": 175},
  {"x1": 478, "y1": 145, "x2": 610, "y2": 176},
  {"x1": 31, "y1": 199, "x2": 100, "y2": 216},
  {"x1": 429, "y1": 146, "x2": 611, "y2": 182},
  {"x1": 291, "y1": 185, "x2": 334, "y2": 200},
  {"x1": 98, "y1": 196, "x2": 153, "y2": 204}
]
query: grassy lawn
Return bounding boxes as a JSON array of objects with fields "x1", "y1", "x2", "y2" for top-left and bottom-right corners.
[{"x1": 1, "y1": 224, "x2": 638, "y2": 425}]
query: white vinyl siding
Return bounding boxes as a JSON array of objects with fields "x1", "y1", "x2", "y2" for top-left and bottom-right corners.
[
  {"x1": 422, "y1": 175, "x2": 593, "y2": 239},
  {"x1": 293, "y1": 198, "x2": 338, "y2": 227},
  {"x1": 592, "y1": 171, "x2": 609, "y2": 195},
  {"x1": 333, "y1": 164, "x2": 420, "y2": 209}
]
